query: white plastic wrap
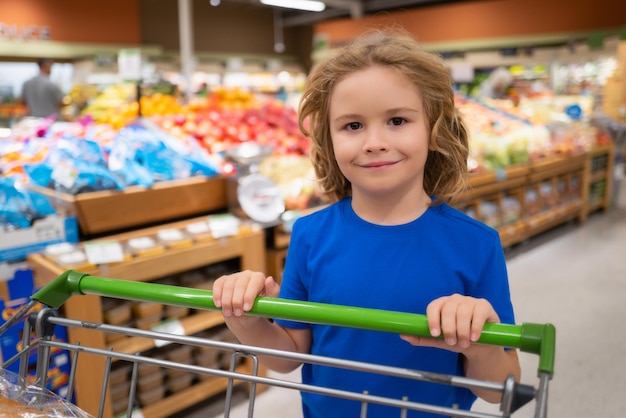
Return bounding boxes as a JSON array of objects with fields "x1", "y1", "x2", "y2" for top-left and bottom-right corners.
[{"x1": 0, "y1": 369, "x2": 93, "y2": 418}]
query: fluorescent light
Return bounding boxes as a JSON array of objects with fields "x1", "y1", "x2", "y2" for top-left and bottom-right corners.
[{"x1": 261, "y1": 0, "x2": 326, "y2": 12}]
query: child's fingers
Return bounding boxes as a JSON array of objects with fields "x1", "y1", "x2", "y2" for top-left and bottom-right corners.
[
  {"x1": 455, "y1": 302, "x2": 475, "y2": 348},
  {"x1": 470, "y1": 300, "x2": 500, "y2": 342},
  {"x1": 212, "y1": 276, "x2": 225, "y2": 307},
  {"x1": 264, "y1": 276, "x2": 280, "y2": 298},
  {"x1": 439, "y1": 298, "x2": 461, "y2": 346},
  {"x1": 213, "y1": 274, "x2": 237, "y2": 315},
  {"x1": 425, "y1": 297, "x2": 445, "y2": 338},
  {"x1": 241, "y1": 271, "x2": 270, "y2": 312},
  {"x1": 212, "y1": 271, "x2": 268, "y2": 316}
]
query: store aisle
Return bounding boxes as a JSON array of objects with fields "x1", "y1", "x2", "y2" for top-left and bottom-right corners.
[
  {"x1": 475, "y1": 198, "x2": 626, "y2": 417},
  {"x1": 191, "y1": 181, "x2": 626, "y2": 418}
]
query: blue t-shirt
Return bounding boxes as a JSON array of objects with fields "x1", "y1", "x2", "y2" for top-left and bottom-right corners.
[{"x1": 275, "y1": 198, "x2": 515, "y2": 418}]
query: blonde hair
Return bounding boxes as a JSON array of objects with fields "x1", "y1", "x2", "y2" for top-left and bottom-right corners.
[{"x1": 298, "y1": 30, "x2": 469, "y2": 204}]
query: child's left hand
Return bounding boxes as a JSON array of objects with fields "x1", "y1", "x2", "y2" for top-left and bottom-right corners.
[{"x1": 400, "y1": 294, "x2": 500, "y2": 352}]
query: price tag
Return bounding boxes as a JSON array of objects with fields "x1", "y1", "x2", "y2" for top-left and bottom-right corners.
[
  {"x1": 209, "y1": 214, "x2": 240, "y2": 238},
  {"x1": 152, "y1": 319, "x2": 185, "y2": 347},
  {"x1": 157, "y1": 228, "x2": 185, "y2": 241},
  {"x1": 186, "y1": 221, "x2": 210, "y2": 234},
  {"x1": 495, "y1": 167, "x2": 507, "y2": 181},
  {"x1": 84, "y1": 241, "x2": 125, "y2": 264}
]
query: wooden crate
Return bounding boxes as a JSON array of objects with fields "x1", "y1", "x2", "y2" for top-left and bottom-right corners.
[
  {"x1": 528, "y1": 153, "x2": 586, "y2": 182},
  {"x1": 455, "y1": 164, "x2": 529, "y2": 204},
  {"x1": 29, "y1": 176, "x2": 227, "y2": 236},
  {"x1": 602, "y1": 74, "x2": 626, "y2": 121}
]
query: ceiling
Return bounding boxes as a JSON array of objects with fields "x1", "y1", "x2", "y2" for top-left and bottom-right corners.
[{"x1": 225, "y1": 0, "x2": 463, "y2": 27}]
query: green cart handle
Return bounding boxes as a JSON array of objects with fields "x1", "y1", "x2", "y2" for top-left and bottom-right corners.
[{"x1": 33, "y1": 270, "x2": 555, "y2": 378}]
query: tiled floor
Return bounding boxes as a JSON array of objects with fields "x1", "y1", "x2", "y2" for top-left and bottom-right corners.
[{"x1": 179, "y1": 179, "x2": 626, "y2": 418}]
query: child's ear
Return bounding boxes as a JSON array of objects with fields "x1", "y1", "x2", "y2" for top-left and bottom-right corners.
[{"x1": 428, "y1": 137, "x2": 437, "y2": 151}]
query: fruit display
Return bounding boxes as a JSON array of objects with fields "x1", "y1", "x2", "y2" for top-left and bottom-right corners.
[
  {"x1": 81, "y1": 83, "x2": 138, "y2": 128},
  {"x1": 0, "y1": 102, "x2": 28, "y2": 126},
  {"x1": 456, "y1": 94, "x2": 610, "y2": 172},
  {"x1": 139, "y1": 93, "x2": 184, "y2": 117},
  {"x1": 455, "y1": 95, "x2": 551, "y2": 172},
  {"x1": 151, "y1": 100, "x2": 309, "y2": 158},
  {"x1": 4, "y1": 84, "x2": 611, "y2": 216},
  {"x1": 195, "y1": 86, "x2": 258, "y2": 111},
  {"x1": 0, "y1": 117, "x2": 219, "y2": 195},
  {"x1": 78, "y1": 84, "x2": 310, "y2": 159}
]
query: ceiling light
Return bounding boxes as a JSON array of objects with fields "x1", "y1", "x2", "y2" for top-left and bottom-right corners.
[{"x1": 260, "y1": 0, "x2": 326, "y2": 12}]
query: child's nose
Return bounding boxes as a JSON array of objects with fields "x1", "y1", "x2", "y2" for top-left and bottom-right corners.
[{"x1": 363, "y1": 126, "x2": 390, "y2": 152}]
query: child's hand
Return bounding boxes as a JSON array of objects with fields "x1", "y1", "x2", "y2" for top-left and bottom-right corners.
[
  {"x1": 212, "y1": 271, "x2": 280, "y2": 317},
  {"x1": 401, "y1": 294, "x2": 500, "y2": 352}
]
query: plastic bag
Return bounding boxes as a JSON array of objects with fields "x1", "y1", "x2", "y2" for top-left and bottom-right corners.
[
  {"x1": 0, "y1": 177, "x2": 56, "y2": 230},
  {"x1": 0, "y1": 368, "x2": 93, "y2": 417}
]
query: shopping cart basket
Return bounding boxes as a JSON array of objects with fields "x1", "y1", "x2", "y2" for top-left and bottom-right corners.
[{"x1": 1, "y1": 270, "x2": 555, "y2": 418}]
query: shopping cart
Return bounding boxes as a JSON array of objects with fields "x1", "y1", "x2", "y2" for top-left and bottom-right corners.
[{"x1": 1, "y1": 270, "x2": 555, "y2": 418}]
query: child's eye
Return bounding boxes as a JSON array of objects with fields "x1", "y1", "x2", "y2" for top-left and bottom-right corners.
[
  {"x1": 389, "y1": 117, "x2": 406, "y2": 126},
  {"x1": 345, "y1": 122, "x2": 362, "y2": 131}
]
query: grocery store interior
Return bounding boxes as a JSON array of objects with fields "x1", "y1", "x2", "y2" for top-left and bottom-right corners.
[{"x1": 1, "y1": 0, "x2": 625, "y2": 417}]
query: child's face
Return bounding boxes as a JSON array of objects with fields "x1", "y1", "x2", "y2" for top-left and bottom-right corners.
[{"x1": 329, "y1": 65, "x2": 430, "y2": 201}]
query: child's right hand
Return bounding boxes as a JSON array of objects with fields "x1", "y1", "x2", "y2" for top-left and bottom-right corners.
[{"x1": 212, "y1": 270, "x2": 280, "y2": 317}]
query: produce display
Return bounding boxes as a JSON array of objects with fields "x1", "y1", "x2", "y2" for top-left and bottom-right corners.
[
  {"x1": 80, "y1": 83, "x2": 137, "y2": 128},
  {"x1": 259, "y1": 155, "x2": 326, "y2": 210},
  {"x1": 0, "y1": 176, "x2": 57, "y2": 230},
  {"x1": 0, "y1": 87, "x2": 318, "y2": 214},
  {"x1": 1, "y1": 118, "x2": 219, "y2": 194},
  {"x1": 456, "y1": 95, "x2": 611, "y2": 172},
  {"x1": 0, "y1": 85, "x2": 613, "y2": 221},
  {"x1": 456, "y1": 96, "x2": 550, "y2": 171},
  {"x1": 152, "y1": 100, "x2": 309, "y2": 157}
]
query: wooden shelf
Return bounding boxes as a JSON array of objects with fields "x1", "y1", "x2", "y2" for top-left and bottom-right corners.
[
  {"x1": 528, "y1": 153, "x2": 586, "y2": 182},
  {"x1": 266, "y1": 247, "x2": 288, "y2": 284},
  {"x1": 589, "y1": 171, "x2": 609, "y2": 182},
  {"x1": 525, "y1": 201, "x2": 583, "y2": 236},
  {"x1": 29, "y1": 176, "x2": 227, "y2": 236},
  {"x1": 498, "y1": 221, "x2": 527, "y2": 248},
  {"x1": 468, "y1": 164, "x2": 529, "y2": 188},
  {"x1": 140, "y1": 367, "x2": 251, "y2": 418},
  {"x1": 580, "y1": 144, "x2": 615, "y2": 222},
  {"x1": 109, "y1": 311, "x2": 225, "y2": 354},
  {"x1": 27, "y1": 221, "x2": 266, "y2": 418},
  {"x1": 452, "y1": 146, "x2": 615, "y2": 248},
  {"x1": 460, "y1": 165, "x2": 528, "y2": 202}
]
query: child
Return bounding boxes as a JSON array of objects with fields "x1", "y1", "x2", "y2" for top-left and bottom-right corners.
[{"x1": 213, "y1": 29, "x2": 521, "y2": 417}]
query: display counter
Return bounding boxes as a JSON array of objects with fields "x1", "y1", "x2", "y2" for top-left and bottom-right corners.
[{"x1": 28, "y1": 218, "x2": 265, "y2": 418}]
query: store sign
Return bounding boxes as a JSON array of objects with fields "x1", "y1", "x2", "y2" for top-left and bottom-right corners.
[
  {"x1": 118, "y1": 48, "x2": 142, "y2": 81},
  {"x1": 0, "y1": 23, "x2": 51, "y2": 41}
]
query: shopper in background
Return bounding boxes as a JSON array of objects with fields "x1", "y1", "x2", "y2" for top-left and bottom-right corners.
[
  {"x1": 478, "y1": 66, "x2": 514, "y2": 100},
  {"x1": 212, "y1": 29, "x2": 521, "y2": 418},
  {"x1": 20, "y1": 58, "x2": 65, "y2": 118}
]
